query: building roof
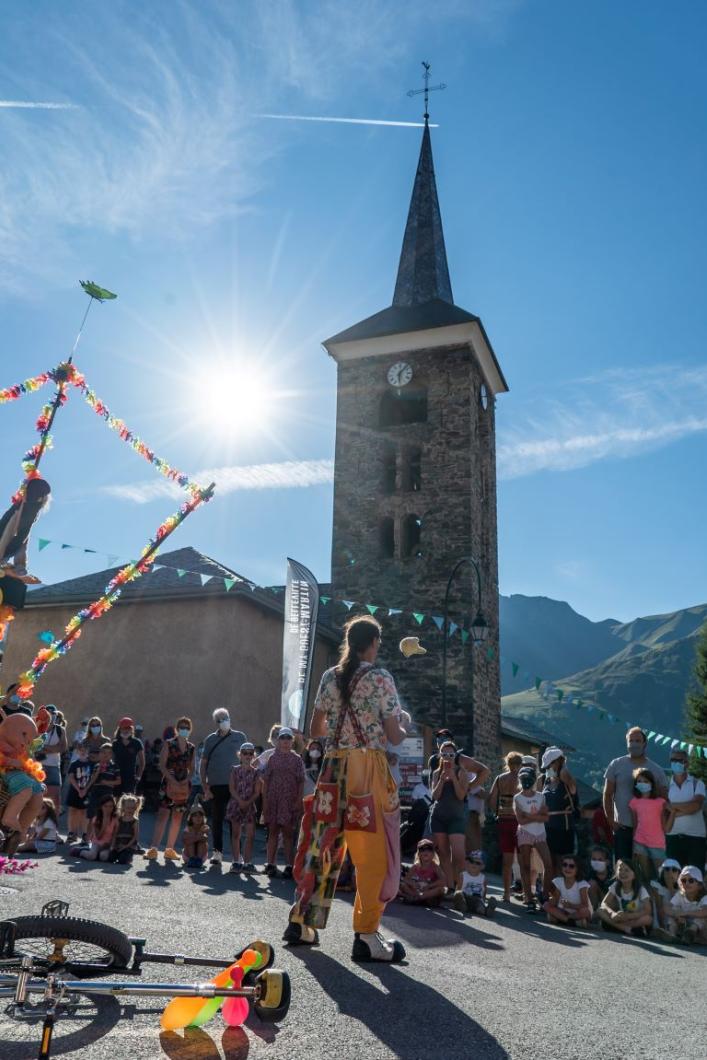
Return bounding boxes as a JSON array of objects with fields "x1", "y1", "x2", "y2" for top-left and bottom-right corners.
[
  {"x1": 25, "y1": 546, "x2": 340, "y2": 643},
  {"x1": 324, "y1": 298, "x2": 479, "y2": 346},
  {"x1": 393, "y1": 120, "x2": 453, "y2": 308},
  {"x1": 500, "y1": 712, "x2": 576, "y2": 753}
]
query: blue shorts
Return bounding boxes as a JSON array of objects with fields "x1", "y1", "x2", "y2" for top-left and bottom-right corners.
[
  {"x1": 633, "y1": 840, "x2": 665, "y2": 861},
  {"x1": 5, "y1": 771, "x2": 44, "y2": 796}
]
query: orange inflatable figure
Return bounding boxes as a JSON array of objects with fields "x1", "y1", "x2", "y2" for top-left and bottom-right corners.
[{"x1": 0, "y1": 713, "x2": 46, "y2": 835}]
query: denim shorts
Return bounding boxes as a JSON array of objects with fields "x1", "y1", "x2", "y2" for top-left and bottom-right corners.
[{"x1": 633, "y1": 840, "x2": 666, "y2": 860}]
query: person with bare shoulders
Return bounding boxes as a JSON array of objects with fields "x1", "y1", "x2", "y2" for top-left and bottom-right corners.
[{"x1": 488, "y1": 752, "x2": 522, "y2": 902}]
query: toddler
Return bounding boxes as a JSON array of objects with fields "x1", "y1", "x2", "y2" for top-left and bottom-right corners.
[
  {"x1": 398, "y1": 839, "x2": 447, "y2": 905},
  {"x1": 182, "y1": 805, "x2": 210, "y2": 868},
  {"x1": 664, "y1": 865, "x2": 707, "y2": 945},
  {"x1": 453, "y1": 851, "x2": 497, "y2": 916},
  {"x1": 109, "y1": 794, "x2": 142, "y2": 864}
]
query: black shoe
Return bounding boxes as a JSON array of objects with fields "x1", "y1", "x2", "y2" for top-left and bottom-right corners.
[
  {"x1": 282, "y1": 922, "x2": 319, "y2": 946},
  {"x1": 525, "y1": 899, "x2": 538, "y2": 914},
  {"x1": 282, "y1": 865, "x2": 293, "y2": 879},
  {"x1": 265, "y1": 863, "x2": 280, "y2": 878},
  {"x1": 351, "y1": 932, "x2": 406, "y2": 963}
]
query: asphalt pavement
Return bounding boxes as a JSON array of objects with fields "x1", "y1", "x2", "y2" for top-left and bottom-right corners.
[{"x1": 0, "y1": 823, "x2": 705, "y2": 1060}]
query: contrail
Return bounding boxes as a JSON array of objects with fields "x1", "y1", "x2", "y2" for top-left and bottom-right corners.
[
  {"x1": 0, "y1": 100, "x2": 78, "y2": 110},
  {"x1": 257, "y1": 113, "x2": 437, "y2": 129}
]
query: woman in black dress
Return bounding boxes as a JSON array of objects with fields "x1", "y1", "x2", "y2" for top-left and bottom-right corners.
[{"x1": 541, "y1": 746, "x2": 578, "y2": 875}]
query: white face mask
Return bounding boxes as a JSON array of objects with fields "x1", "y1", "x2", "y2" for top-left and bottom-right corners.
[
  {"x1": 309, "y1": 749, "x2": 321, "y2": 760},
  {"x1": 546, "y1": 767, "x2": 557, "y2": 780},
  {"x1": 591, "y1": 859, "x2": 608, "y2": 873},
  {"x1": 90, "y1": 725, "x2": 101, "y2": 735},
  {"x1": 218, "y1": 718, "x2": 230, "y2": 731}
]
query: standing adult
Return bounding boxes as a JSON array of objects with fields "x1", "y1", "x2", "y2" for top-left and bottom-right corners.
[
  {"x1": 430, "y1": 740, "x2": 469, "y2": 891},
  {"x1": 488, "y1": 752, "x2": 523, "y2": 902},
  {"x1": 665, "y1": 748, "x2": 706, "y2": 868},
  {"x1": 112, "y1": 717, "x2": 145, "y2": 796},
  {"x1": 144, "y1": 717, "x2": 195, "y2": 862},
  {"x1": 603, "y1": 727, "x2": 668, "y2": 861},
  {"x1": 83, "y1": 716, "x2": 107, "y2": 764},
  {"x1": 284, "y1": 615, "x2": 408, "y2": 962},
  {"x1": 200, "y1": 708, "x2": 247, "y2": 865},
  {"x1": 541, "y1": 746, "x2": 577, "y2": 875},
  {"x1": 262, "y1": 728, "x2": 305, "y2": 877},
  {"x1": 39, "y1": 704, "x2": 67, "y2": 815}
]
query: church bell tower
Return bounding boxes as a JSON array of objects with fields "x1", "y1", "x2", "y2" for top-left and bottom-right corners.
[{"x1": 324, "y1": 110, "x2": 508, "y2": 764}]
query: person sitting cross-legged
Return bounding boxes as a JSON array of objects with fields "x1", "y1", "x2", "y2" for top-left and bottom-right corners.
[
  {"x1": 543, "y1": 855, "x2": 592, "y2": 928},
  {"x1": 596, "y1": 858, "x2": 653, "y2": 937},
  {"x1": 398, "y1": 839, "x2": 447, "y2": 906}
]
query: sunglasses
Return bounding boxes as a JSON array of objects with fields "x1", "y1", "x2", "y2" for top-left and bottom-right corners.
[
  {"x1": 664, "y1": 867, "x2": 680, "y2": 873},
  {"x1": 468, "y1": 859, "x2": 484, "y2": 866},
  {"x1": 241, "y1": 751, "x2": 254, "y2": 756},
  {"x1": 440, "y1": 752, "x2": 455, "y2": 759},
  {"x1": 562, "y1": 862, "x2": 577, "y2": 869},
  {"x1": 682, "y1": 877, "x2": 699, "y2": 885}
]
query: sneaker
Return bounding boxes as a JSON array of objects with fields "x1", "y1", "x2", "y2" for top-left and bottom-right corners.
[
  {"x1": 486, "y1": 897, "x2": 497, "y2": 917},
  {"x1": 210, "y1": 851, "x2": 223, "y2": 865},
  {"x1": 230, "y1": 861, "x2": 243, "y2": 874},
  {"x1": 452, "y1": 891, "x2": 467, "y2": 914},
  {"x1": 282, "y1": 865, "x2": 294, "y2": 879},
  {"x1": 265, "y1": 863, "x2": 280, "y2": 878},
  {"x1": 283, "y1": 922, "x2": 319, "y2": 946},
  {"x1": 164, "y1": 848, "x2": 180, "y2": 861},
  {"x1": 144, "y1": 847, "x2": 158, "y2": 860},
  {"x1": 525, "y1": 899, "x2": 537, "y2": 914},
  {"x1": 652, "y1": 926, "x2": 675, "y2": 943},
  {"x1": 65, "y1": 832, "x2": 78, "y2": 845},
  {"x1": 352, "y1": 932, "x2": 406, "y2": 963},
  {"x1": 243, "y1": 862, "x2": 256, "y2": 873}
]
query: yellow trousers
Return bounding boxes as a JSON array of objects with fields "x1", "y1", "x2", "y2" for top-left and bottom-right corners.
[{"x1": 289, "y1": 748, "x2": 400, "y2": 934}]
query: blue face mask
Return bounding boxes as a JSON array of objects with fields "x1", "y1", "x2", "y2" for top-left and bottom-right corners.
[
  {"x1": 636, "y1": 782, "x2": 652, "y2": 794},
  {"x1": 178, "y1": 728, "x2": 190, "y2": 739},
  {"x1": 670, "y1": 761, "x2": 686, "y2": 775}
]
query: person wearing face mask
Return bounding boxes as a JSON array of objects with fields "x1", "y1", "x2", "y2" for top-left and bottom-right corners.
[
  {"x1": 112, "y1": 717, "x2": 145, "y2": 797},
  {"x1": 199, "y1": 708, "x2": 248, "y2": 865},
  {"x1": 144, "y1": 716, "x2": 195, "y2": 862},
  {"x1": 587, "y1": 845, "x2": 613, "y2": 911},
  {"x1": 513, "y1": 766, "x2": 553, "y2": 913},
  {"x1": 83, "y1": 716, "x2": 106, "y2": 763},
  {"x1": 303, "y1": 739, "x2": 324, "y2": 797},
  {"x1": 665, "y1": 749, "x2": 706, "y2": 869},
  {"x1": 603, "y1": 727, "x2": 668, "y2": 861},
  {"x1": 541, "y1": 747, "x2": 578, "y2": 876},
  {"x1": 0, "y1": 685, "x2": 33, "y2": 719}
]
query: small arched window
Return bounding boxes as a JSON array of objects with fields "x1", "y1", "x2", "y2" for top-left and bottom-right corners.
[
  {"x1": 401, "y1": 514, "x2": 422, "y2": 558},
  {"x1": 402, "y1": 447, "x2": 422, "y2": 492},
  {"x1": 380, "y1": 388, "x2": 428, "y2": 428},
  {"x1": 381, "y1": 445, "x2": 396, "y2": 494},
  {"x1": 379, "y1": 517, "x2": 395, "y2": 559}
]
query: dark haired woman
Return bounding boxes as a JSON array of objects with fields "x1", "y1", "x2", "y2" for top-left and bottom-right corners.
[{"x1": 284, "y1": 615, "x2": 409, "y2": 962}]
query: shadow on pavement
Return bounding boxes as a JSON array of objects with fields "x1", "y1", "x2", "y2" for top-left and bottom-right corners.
[
  {"x1": 160, "y1": 1025, "x2": 250, "y2": 1059},
  {"x1": 0, "y1": 995, "x2": 121, "y2": 1059},
  {"x1": 384, "y1": 903, "x2": 505, "y2": 951},
  {"x1": 288, "y1": 948, "x2": 510, "y2": 1060}
]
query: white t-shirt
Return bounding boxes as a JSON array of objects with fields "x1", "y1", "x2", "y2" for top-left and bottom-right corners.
[
  {"x1": 670, "y1": 891, "x2": 707, "y2": 914},
  {"x1": 552, "y1": 876, "x2": 590, "y2": 908},
  {"x1": 607, "y1": 881, "x2": 650, "y2": 913},
  {"x1": 514, "y1": 791, "x2": 546, "y2": 835},
  {"x1": 667, "y1": 777, "x2": 706, "y2": 838},
  {"x1": 461, "y1": 871, "x2": 485, "y2": 897},
  {"x1": 411, "y1": 782, "x2": 431, "y2": 803},
  {"x1": 255, "y1": 748, "x2": 275, "y2": 773},
  {"x1": 43, "y1": 725, "x2": 64, "y2": 768},
  {"x1": 37, "y1": 820, "x2": 58, "y2": 842}
]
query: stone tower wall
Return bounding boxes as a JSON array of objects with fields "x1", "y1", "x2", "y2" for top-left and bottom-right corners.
[{"x1": 330, "y1": 341, "x2": 501, "y2": 766}]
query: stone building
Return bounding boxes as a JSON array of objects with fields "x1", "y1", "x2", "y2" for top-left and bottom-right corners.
[
  {"x1": 324, "y1": 119, "x2": 509, "y2": 764},
  {"x1": 3, "y1": 547, "x2": 337, "y2": 743}
]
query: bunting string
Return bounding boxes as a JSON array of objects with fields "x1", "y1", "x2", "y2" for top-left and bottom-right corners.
[{"x1": 0, "y1": 367, "x2": 54, "y2": 405}]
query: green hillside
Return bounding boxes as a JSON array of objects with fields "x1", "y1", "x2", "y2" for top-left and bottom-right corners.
[{"x1": 500, "y1": 598, "x2": 707, "y2": 789}]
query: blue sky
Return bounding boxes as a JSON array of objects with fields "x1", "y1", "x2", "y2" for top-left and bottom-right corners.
[{"x1": 2, "y1": 0, "x2": 707, "y2": 623}]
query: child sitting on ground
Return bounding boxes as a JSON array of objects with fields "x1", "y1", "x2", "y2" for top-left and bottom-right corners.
[
  {"x1": 18, "y1": 798, "x2": 58, "y2": 854},
  {"x1": 596, "y1": 858, "x2": 653, "y2": 937},
  {"x1": 453, "y1": 850, "x2": 497, "y2": 917},
  {"x1": 587, "y1": 846, "x2": 613, "y2": 911},
  {"x1": 182, "y1": 804, "x2": 210, "y2": 868},
  {"x1": 76, "y1": 795, "x2": 118, "y2": 862},
  {"x1": 664, "y1": 865, "x2": 707, "y2": 945},
  {"x1": 543, "y1": 854, "x2": 592, "y2": 927},
  {"x1": 398, "y1": 839, "x2": 447, "y2": 906},
  {"x1": 109, "y1": 794, "x2": 142, "y2": 865},
  {"x1": 649, "y1": 857, "x2": 681, "y2": 936},
  {"x1": 65, "y1": 741, "x2": 94, "y2": 844}
]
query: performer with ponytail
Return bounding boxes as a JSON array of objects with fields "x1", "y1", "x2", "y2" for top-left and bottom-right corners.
[{"x1": 283, "y1": 615, "x2": 409, "y2": 962}]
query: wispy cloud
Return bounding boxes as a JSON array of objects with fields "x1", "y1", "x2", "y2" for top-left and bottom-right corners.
[
  {"x1": 0, "y1": 100, "x2": 78, "y2": 109},
  {"x1": 258, "y1": 114, "x2": 436, "y2": 128},
  {"x1": 103, "y1": 458, "x2": 334, "y2": 504},
  {"x1": 498, "y1": 364, "x2": 707, "y2": 478}
]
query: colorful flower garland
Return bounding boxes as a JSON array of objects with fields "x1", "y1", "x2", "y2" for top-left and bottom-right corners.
[
  {"x1": 0, "y1": 368, "x2": 53, "y2": 405},
  {"x1": 70, "y1": 373, "x2": 203, "y2": 498},
  {"x1": 16, "y1": 488, "x2": 213, "y2": 700},
  {"x1": 0, "y1": 749, "x2": 46, "y2": 784},
  {"x1": 0, "y1": 856, "x2": 37, "y2": 875}
]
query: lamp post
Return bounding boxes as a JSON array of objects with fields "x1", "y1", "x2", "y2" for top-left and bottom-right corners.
[{"x1": 441, "y1": 555, "x2": 489, "y2": 750}]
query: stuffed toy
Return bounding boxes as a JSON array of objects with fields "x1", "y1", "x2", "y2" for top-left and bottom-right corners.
[{"x1": 0, "y1": 712, "x2": 46, "y2": 835}]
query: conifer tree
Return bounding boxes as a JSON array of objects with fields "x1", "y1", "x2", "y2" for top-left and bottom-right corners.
[{"x1": 685, "y1": 622, "x2": 707, "y2": 782}]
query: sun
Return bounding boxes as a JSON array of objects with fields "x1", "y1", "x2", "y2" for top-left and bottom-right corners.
[{"x1": 194, "y1": 366, "x2": 272, "y2": 437}]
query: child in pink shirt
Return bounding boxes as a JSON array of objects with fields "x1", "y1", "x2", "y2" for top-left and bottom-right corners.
[{"x1": 629, "y1": 768, "x2": 671, "y2": 882}]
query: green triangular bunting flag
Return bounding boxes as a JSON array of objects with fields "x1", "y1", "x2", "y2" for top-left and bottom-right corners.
[
  {"x1": 534, "y1": 677, "x2": 542, "y2": 690},
  {"x1": 366, "y1": 604, "x2": 379, "y2": 615},
  {"x1": 413, "y1": 613, "x2": 424, "y2": 625},
  {"x1": 37, "y1": 538, "x2": 50, "y2": 551},
  {"x1": 177, "y1": 569, "x2": 186, "y2": 578},
  {"x1": 224, "y1": 578, "x2": 236, "y2": 591}
]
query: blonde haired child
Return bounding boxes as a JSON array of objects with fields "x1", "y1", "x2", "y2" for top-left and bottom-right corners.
[
  {"x1": 398, "y1": 839, "x2": 446, "y2": 906},
  {"x1": 109, "y1": 794, "x2": 142, "y2": 864}
]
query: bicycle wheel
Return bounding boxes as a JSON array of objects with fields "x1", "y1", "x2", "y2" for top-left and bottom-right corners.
[{"x1": 3, "y1": 915, "x2": 133, "y2": 978}]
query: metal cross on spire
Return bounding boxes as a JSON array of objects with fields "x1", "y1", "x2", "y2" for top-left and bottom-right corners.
[{"x1": 407, "y1": 60, "x2": 446, "y2": 122}]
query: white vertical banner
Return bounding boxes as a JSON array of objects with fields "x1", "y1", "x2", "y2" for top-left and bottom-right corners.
[{"x1": 280, "y1": 558, "x2": 320, "y2": 732}]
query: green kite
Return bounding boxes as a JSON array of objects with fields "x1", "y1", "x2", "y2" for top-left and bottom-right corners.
[{"x1": 80, "y1": 280, "x2": 117, "y2": 301}]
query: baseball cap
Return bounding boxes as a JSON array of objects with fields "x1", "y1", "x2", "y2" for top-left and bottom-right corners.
[
  {"x1": 240, "y1": 741, "x2": 255, "y2": 752},
  {"x1": 541, "y1": 746, "x2": 563, "y2": 770},
  {"x1": 44, "y1": 703, "x2": 58, "y2": 715},
  {"x1": 278, "y1": 727, "x2": 294, "y2": 739},
  {"x1": 660, "y1": 858, "x2": 681, "y2": 872},
  {"x1": 118, "y1": 716, "x2": 134, "y2": 728},
  {"x1": 679, "y1": 865, "x2": 704, "y2": 883}
]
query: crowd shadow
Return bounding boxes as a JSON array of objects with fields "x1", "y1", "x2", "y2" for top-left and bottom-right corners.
[
  {"x1": 384, "y1": 902, "x2": 505, "y2": 952},
  {"x1": 160, "y1": 1026, "x2": 250, "y2": 1060},
  {"x1": 288, "y1": 947, "x2": 509, "y2": 1060}
]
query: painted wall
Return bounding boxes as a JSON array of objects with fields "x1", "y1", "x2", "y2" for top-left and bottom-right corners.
[{"x1": 3, "y1": 594, "x2": 336, "y2": 745}]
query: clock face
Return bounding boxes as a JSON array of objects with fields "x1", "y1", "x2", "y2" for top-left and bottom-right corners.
[{"x1": 387, "y1": 361, "x2": 413, "y2": 388}]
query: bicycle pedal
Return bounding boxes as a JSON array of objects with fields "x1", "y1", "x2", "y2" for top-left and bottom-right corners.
[{"x1": 41, "y1": 900, "x2": 70, "y2": 919}]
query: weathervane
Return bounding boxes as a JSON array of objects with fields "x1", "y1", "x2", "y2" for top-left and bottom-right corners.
[{"x1": 407, "y1": 60, "x2": 446, "y2": 122}]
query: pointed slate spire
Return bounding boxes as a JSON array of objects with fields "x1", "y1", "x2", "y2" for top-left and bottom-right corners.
[{"x1": 392, "y1": 120, "x2": 453, "y2": 307}]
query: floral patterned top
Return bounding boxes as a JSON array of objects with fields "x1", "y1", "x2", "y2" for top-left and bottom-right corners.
[{"x1": 314, "y1": 663, "x2": 401, "y2": 750}]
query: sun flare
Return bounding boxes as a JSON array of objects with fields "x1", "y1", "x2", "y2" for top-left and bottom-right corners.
[{"x1": 195, "y1": 366, "x2": 272, "y2": 437}]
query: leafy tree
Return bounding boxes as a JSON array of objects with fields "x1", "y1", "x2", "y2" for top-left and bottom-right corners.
[{"x1": 685, "y1": 623, "x2": 707, "y2": 782}]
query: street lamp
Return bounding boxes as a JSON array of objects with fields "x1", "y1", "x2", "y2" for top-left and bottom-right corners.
[{"x1": 441, "y1": 556, "x2": 489, "y2": 750}]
